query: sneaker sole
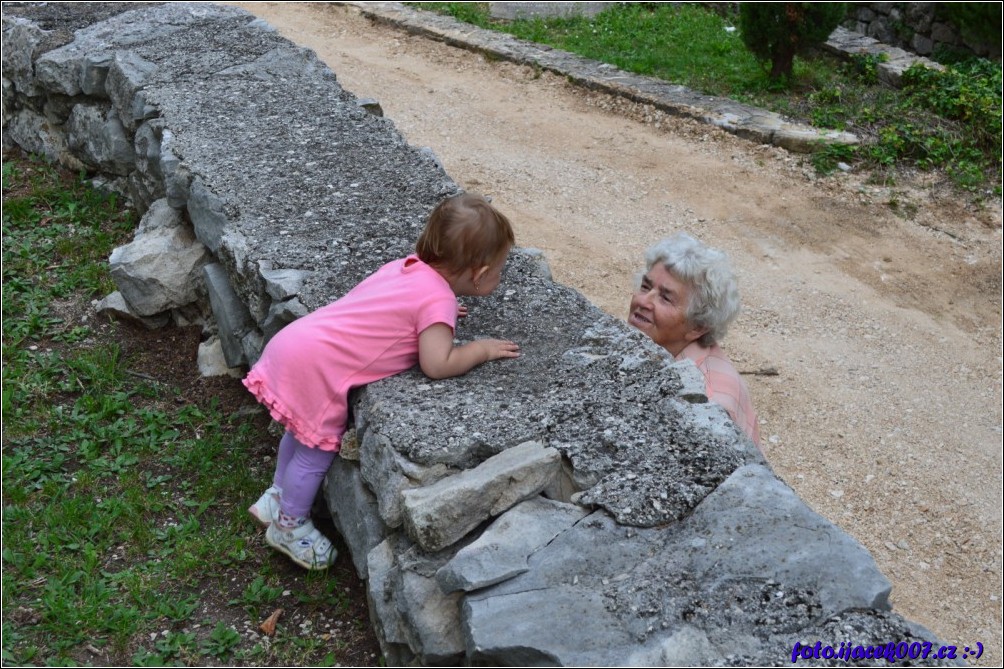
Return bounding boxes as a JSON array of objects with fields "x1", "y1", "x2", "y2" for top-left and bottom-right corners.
[{"x1": 265, "y1": 529, "x2": 335, "y2": 571}]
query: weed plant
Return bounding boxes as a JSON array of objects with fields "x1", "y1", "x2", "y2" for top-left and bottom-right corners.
[
  {"x1": 1, "y1": 155, "x2": 371, "y2": 666},
  {"x1": 409, "y1": 2, "x2": 1002, "y2": 195}
]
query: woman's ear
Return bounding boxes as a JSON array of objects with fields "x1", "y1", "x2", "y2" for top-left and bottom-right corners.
[{"x1": 685, "y1": 325, "x2": 709, "y2": 344}]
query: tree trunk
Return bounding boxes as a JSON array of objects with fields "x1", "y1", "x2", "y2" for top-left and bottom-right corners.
[{"x1": 770, "y1": 45, "x2": 796, "y2": 80}]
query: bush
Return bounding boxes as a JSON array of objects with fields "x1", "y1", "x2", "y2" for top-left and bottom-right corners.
[
  {"x1": 936, "y1": 3, "x2": 1002, "y2": 52},
  {"x1": 739, "y1": 3, "x2": 847, "y2": 81}
]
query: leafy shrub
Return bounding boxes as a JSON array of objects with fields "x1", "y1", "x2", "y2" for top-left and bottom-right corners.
[
  {"x1": 739, "y1": 3, "x2": 847, "y2": 81},
  {"x1": 936, "y1": 3, "x2": 1003, "y2": 51},
  {"x1": 811, "y1": 142, "x2": 857, "y2": 175},
  {"x1": 901, "y1": 59, "x2": 1002, "y2": 153},
  {"x1": 843, "y1": 52, "x2": 887, "y2": 85},
  {"x1": 881, "y1": 58, "x2": 1003, "y2": 191}
]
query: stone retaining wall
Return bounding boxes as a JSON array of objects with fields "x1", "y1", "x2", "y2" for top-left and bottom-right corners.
[
  {"x1": 3, "y1": 3, "x2": 948, "y2": 665},
  {"x1": 843, "y1": 2, "x2": 1000, "y2": 60}
]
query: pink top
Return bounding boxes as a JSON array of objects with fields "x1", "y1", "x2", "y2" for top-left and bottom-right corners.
[
  {"x1": 677, "y1": 341, "x2": 760, "y2": 447},
  {"x1": 243, "y1": 255, "x2": 458, "y2": 451}
]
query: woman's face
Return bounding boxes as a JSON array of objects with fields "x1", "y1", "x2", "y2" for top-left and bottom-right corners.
[{"x1": 628, "y1": 263, "x2": 706, "y2": 356}]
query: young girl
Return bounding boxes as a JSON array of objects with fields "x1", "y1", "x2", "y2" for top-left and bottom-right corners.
[{"x1": 243, "y1": 193, "x2": 520, "y2": 570}]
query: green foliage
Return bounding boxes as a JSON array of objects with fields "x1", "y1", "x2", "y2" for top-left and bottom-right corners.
[
  {"x1": 231, "y1": 575, "x2": 284, "y2": 617},
  {"x1": 738, "y1": 3, "x2": 847, "y2": 81},
  {"x1": 0, "y1": 155, "x2": 280, "y2": 666},
  {"x1": 936, "y1": 2, "x2": 1003, "y2": 50},
  {"x1": 424, "y1": 1, "x2": 491, "y2": 27},
  {"x1": 844, "y1": 52, "x2": 887, "y2": 85},
  {"x1": 200, "y1": 623, "x2": 241, "y2": 657},
  {"x1": 812, "y1": 142, "x2": 857, "y2": 175},
  {"x1": 901, "y1": 59, "x2": 1002, "y2": 153},
  {"x1": 844, "y1": 59, "x2": 1004, "y2": 192}
]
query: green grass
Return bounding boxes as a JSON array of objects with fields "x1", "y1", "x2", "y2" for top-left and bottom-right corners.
[
  {"x1": 1, "y1": 154, "x2": 375, "y2": 666},
  {"x1": 408, "y1": 2, "x2": 1002, "y2": 196}
]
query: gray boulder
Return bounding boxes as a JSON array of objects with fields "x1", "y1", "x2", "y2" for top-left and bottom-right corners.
[
  {"x1": 108, "y1": 199, "x2": 210, "y2": 317},
  {"x1": 66, "y1": 103, "x2": 134, "y2": 174},
  {"x1": 401, "y1": 441, "x2": 561, "y2": 552}
]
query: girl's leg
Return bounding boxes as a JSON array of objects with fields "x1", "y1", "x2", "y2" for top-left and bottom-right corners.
[
  {"x1": 248, "y1": 431, "x2": 300, "y2": 525},
  {"x1": 277, "y1": 435, "x2": 337, "y2": 524},
  {"x1": 272, "y1": 431, "x2": 300, "y2": 489},
  {"x1": 267, "y1": 435, "x2": 338, "y2": 570}
]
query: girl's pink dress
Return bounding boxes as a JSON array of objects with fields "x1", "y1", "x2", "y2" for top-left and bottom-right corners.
[{"x1": 243, "y1": 255, "x2": 458, "y2": 451}]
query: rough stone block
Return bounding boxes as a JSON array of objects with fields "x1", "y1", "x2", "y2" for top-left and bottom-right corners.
[
  {"x1": 437, "y1": 496, "x2": 589, "y2": 593},
  {"x1": 684, "y1": 464, "x2": 892, "y2": 615},
  {"x1": 6, "y1": 108, "x2": 72, "y2": 164},
  {"x1": 398, "y1": 564, "x2": 466, "y2": 663},
  {"x1": 80, "y1": 52, "x2": 114, "y2": 96},
  {"x1": 324, "y1": 457, "x2": 390, "y2": 579},
  {"x1": 35, "y1": 46, "x2": 83, "y2": 97},
  {"x1": 359, "y1": 425, "x2": 454, "y2": 529},
  {"x1": 159, "y1": 129, "x2": 191, "y2": 208},
  {"x1": 356, "y1": 97, "x2": 383, "y2": 117},
  {"x1": 67, "y1": 104, "x2": 134, "y2": 175},
  {"x1": 239, "y1": 329, "x2": 263, "y2": 370},
  {"x1": 464, "y1": 586, "x2": 632, "y2": 666},
  {"x1": 3, "y1": 17, "x2": 47, "y2": 96},
  {"x1": 773, "y1": 125, "x2": 859, "y2": 153},
  {"x1": 260, "y1": 266, "x2": 314, "y2": 301},
  {"x1": 518, "y1": 247, "x2": 553, "y2": 280},
  {"x1": 670, "y1": 357, "x2": 708, "y2": 403},
  {"x1": 401, "y1": 441, "x2": 561, "y2": 552},
  {"x1": 197, "y1": 335, "x2": 244, "y2": 378},
  {"x1": 93, "y1": 290, "x2": 170, "y2": 329},
  {"x1": 203, "y1": 262, "x2": 255, "y2": 367},
  {"x1": 188, "y1": 179, "x2": 230, "y2": 254},
  {"x1": 262, "y1": 297, "x2": 309, "y2": 343},
  {"x1": 366, "y1": 539, "x2": 415, "y2": 666},
  {"x1": 105, "y1": 50, "x2": 157, "y2": 130},
  {"x1": 109, "y1": 199, "x2": 210, "y2": 316}
]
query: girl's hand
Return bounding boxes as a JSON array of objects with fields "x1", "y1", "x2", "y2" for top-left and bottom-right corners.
[
  {"x1": 458, "y1": 304, "x2": 469, "y2": 319},
  {"x1": 419, "y1": 325, "x2": 519, "y2": 379},
  {"x1": 477, "y1": 338, "x2": 520, "y2": 361}
]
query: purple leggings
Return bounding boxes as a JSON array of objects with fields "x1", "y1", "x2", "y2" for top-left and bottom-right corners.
[{"x1": 272, "y1": 432, "x2": 337, "y2": 518}]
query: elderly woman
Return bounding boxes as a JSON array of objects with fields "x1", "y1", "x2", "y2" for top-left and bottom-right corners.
[{"x1": 628, "y1": 233, "x2": 760, "y2": 446}]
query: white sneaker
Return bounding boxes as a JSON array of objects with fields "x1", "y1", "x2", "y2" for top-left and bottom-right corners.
[
  {"x1": 248, "y1": 486, "x2": 281, "y2": 527},
  {"x1": 265, "y1": 519, "x2": 337, "y2": 571}
]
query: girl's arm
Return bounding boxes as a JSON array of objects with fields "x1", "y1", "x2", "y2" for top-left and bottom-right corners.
[{"x1": 418, "y1": 323, "x2": 520, "y2": 380}]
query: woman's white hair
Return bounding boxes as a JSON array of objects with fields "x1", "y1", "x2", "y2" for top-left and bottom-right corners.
[{"x1": 643, "y1": 232, "x2": 741, "y2": 347}]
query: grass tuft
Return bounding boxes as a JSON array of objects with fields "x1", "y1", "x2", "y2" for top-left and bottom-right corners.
[{"x1": 2, "y1": 153, "x2": 379, "y2": 666}]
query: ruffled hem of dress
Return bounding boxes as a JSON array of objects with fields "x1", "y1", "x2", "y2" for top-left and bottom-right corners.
[{"x1": 242, "y1": 374, "x2": 342, "y2": 453}]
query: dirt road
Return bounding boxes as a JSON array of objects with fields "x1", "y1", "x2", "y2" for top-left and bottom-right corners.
[{"x1": 232, "y1": 3, "x2": 1002, "y2": 661}]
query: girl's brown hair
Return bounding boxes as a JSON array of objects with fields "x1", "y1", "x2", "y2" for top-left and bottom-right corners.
[{"x1": 416, "y1": 193, "x2": 515, "y2": 274}]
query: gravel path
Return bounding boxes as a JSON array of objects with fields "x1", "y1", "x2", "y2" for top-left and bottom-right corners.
[{"x1": 231, "y1": 3, "x2": 1003, "y2": 662}]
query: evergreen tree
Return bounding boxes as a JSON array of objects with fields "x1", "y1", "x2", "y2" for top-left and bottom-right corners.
[{"x1": 740, "y1": 3, "x2": 847, "y2": 81}]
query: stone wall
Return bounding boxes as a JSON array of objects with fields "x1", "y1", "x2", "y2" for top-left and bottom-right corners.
[
  {"x1": 3, "y1": 3, "x2": 948, "y2": 665},
  {"x1": 843, "y1": 2, "x2": 1000, "y2": 59}
]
